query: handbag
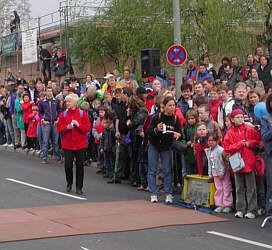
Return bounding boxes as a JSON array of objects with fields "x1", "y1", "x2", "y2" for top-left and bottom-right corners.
[
  {"x1": 170, "y1": 140, "x2": 187, "y2": 153},
  {"x1": 229, "y1": 152, "x2": 245, "y2": 172}
]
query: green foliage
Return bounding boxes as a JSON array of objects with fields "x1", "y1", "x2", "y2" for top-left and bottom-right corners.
[{"x1": 70, "y1": 0, "x2": 265, "y2": 74}]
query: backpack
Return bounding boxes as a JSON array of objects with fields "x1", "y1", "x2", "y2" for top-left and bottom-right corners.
[{"x1": 63, "y1": 109, "x2": 83, "y2": 118}]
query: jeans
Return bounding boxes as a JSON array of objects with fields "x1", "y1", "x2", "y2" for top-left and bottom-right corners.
[
  {"x1": 19, "y1": 128, "x2": 26, "y2": 147},
  {"x1": 37, "y1": 125, "x2": 43, "y2": 150},
  {"x1": 41, "y1": 124, "x2": 60, "y2": 161},
  {"x1": 147, "y1": 144, "x2": 172, "y2": 195},
  {"x1": 104, "y1": 151, "x2": 115, "y2": 177},
  {"x1": 4, "y1": 118, "x2": 14, "y2": 145},
  {"x1": 64, "y1": 148, "x2": 85, "y2": 189},
  {"x1": 265, "y1": 153, "x2": 272, "y2": 215}
]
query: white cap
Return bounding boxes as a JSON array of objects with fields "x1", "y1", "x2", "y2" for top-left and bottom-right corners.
[{"x1": 104, "y1": 73, "x2": 115, "y2": 79}]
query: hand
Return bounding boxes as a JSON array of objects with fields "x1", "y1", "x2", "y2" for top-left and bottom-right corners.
[
  {"x1": 173, "y1": 132, "x2": 181, "y2": 140},
  {"x1": 187, "y1": 141, "x2": 192, "y2": 146},
  {"x1": 54, "y1": 120, "x2": 58, "y2": 125},
  {"x1": 42, "y1": 120, "x2": 49, "y2": 125},
  {"x1": 72, "y1": 120, "x2": 79, "y2": 127},
  {"x1": 100, "y1": 148, "x2": 104, "y2": 154},
  {"x1": 139, "y1": 131, "x2": 145, "y2": 138},
  {"x1": 157, "y1": 122, "x2": 163, "y2": 131},
  {"x1": 242, "y1": 140, "x2": 249, "y2": 147},
  {"x1": 67, "y1": 123, "x2": 73, "y2": 129},
  {"x1": 219, "y1": 175, "x2": 224, "y2": 180},
  {"x1": 115, "y1": 131, "x2": 120, "y2": 138},
  {"x1": 126, "y1": 120, "x2": 131, "y2": 126}
]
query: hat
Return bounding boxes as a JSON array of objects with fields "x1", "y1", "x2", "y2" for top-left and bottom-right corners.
[
  {"x1": 136, "y1": 87, "x2": 148, "y2": 96},
  {"x1": 104, "y1": 73, "x2": 114, "y2": 79},
  {"x1": 254, "y1": 102, "x2": 268, "y2": 120},
  {"x1": 18, "y1": 70, "x2": 22, "y2": 74},
  {"x1": 230, "y1": 109, "x2": 244, "y2": 118}
]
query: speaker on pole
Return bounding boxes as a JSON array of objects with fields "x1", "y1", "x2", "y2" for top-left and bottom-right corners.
[{"x1": 141, "y1": 48, "x2": 160, "y2": 77}]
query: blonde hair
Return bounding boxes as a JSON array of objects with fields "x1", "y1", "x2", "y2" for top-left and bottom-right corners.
[
  {"x1": 65, "y1": 93, "x2": 79, "y2": 103},
  {"x1": 80, "y1": 101, "x2": 90, "y2": 111}
]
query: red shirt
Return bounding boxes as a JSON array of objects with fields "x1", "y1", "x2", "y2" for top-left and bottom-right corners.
[{"x1": 57, "y1": 108, "x2": 91, "y2": 150}]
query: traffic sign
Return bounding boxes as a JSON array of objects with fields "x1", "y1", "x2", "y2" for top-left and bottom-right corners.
[{"x1": 166, "y1": 45, "x2": 187, "y2": 66}]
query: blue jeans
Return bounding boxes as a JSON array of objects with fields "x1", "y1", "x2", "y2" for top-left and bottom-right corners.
[
  {"x1": 104, "y1": 151, "x2": 114, "y2": 176},
  {"x1": 147, "y1": 144, "x2": 172, "y2": 195},
  {"x1": 265, "y1": 152, "x2": 272, "y2": 215},
  {"x1": 41, "y1": 124, "x2": 60, "y2": 161},
  {"x1": 4, "y1": 118, "x2": 14, "y2": 145},
  {"x1": 37, "y1": 125, "x2": 43, "y2": 150}
]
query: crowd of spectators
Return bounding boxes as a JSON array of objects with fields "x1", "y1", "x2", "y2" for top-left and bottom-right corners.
[{"x1": 0, "y1": 46, "x2": 272, "y2": 220}]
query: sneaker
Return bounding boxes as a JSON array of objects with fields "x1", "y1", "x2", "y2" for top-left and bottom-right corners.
[
  {"x1": 222, "y1": 207, "x2": 232, "y2": 213},
  {"x1": 2, "y1": 143, "x2": 8, "y2": 147},
  {"x1": 150, "y1": 195, "x2": 158, "y2": 203},
  {"x1": 258, "y1": 208, "x2": 265, "y2": 216},
  {"x1": 137, "y1": 186, "x2": 145, "y2": 191},
  {"x1": 165, "y1": 194, "x2": 174, "y2": 203},
  {"x1": 245, "y1": 212, "x2": 256, "y2": 219},
  {"x1": 8, "y1": 144, "x2": 14, "y2": 148},
  {"x1": 214, "y1": 206, "x2": 224, "y2": 213},
  {"x1": 235, "y1": 211, "x2": 244, "y2": 218},
  {"x1": 41, "y1": 160, "x2": 48, "y2": 164}
]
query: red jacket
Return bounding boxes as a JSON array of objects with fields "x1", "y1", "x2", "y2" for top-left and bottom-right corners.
[
  {"x1": 26, "y1": 113, "x2": 37, "y2": 138},
  {"x1": 145, "y1": 91, "x2": 156, "y2": 112},
  {"x1": 57, "y1": 108, "x2": 91, "y2": 150},
  {"x1": 195, "y1": 141, "x2": 209, "y2": 176},
  {"x1": 21, "y1": 101, "x2": 35, "y2": 124},
  {"x1": 209, "y1": 99, "x2": 222, "y2": 122},
  {"x1": 174, "y1": 106, "x2": 186, "y2": 129},
  {"x1": 222, "y1": 124, "x2": 260, "y2": 173}
]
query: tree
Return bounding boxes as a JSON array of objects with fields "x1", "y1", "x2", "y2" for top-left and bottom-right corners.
[{"x1": 70, "y1": 0, "x2": 265, "y2": 75}]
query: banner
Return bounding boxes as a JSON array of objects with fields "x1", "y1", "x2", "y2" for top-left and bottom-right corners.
[
  {"x1": 1, "y1": 33, "x2": 17, "y2": 55},
  {"x1": 22, "y1": 27, "x2": 37, "y2": 64}
]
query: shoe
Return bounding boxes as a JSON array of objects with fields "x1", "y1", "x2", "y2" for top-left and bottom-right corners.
[
  {"x1": 14, "y1": 144, "x2": 21, "y2": 149},
  {"x1": 222, "y1": 207, "x2": 232, "y2": 213},
  {"x1": 56, "y1": 159, "x2": 62, "y2": 164},
  {"x1": 96, "y1": 169, "x2": 104, "y2": 174},
  {"x1": 258, "y1": 208, "x2": 265, "y2": 216},
  {"x1": 214, "y1": 206, "x2": 224, "y2": 213},
  {"x1": 76, "y1": 189, "x2": 83, "y2": 195},
  {"x1": 137, "y1": 186, "x2": 145, "y2": 191},
  {"x1": 41, "y1": 160, "x2": 48, "y2": 164},
  {"x1": 165, "y1": 194, "x2": 174, "y2": 203},
  {"x1": 245, "y1": 212, "x2": 256, "y2": 219},
  {"x1": 2, "y1": 143, "x2": 8, "y2": 147},
  {"x1": 103, "y1": 174, "x2": 110, "y2": 178},
  {"x1": 66, "y1": 184, "x2": 72, "y2": 193},
  {"x1": 8, "y1": 144, "x2": 14, "y2": 148},
  {"x1": 151, "y1": 195, "x2": 158, "y2": 203},
  {"x1": 130, "y1": 182, "x2": 137, "y2": 187},
  {"x1": 144, "y1": 187, "x2": 149, "y2": 192},
  {"x1": 235, "y1": 211, "x2": 244, "y2": 218},
  {"x1": 107, "y1": 178, "x2": 121, "y2": 184}
]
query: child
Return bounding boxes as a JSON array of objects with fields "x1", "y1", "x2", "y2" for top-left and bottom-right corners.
[
  {"x1": 223, "y1": 109, "x2": 260, "y2": 219},
  {"x1": 209, "y1": 86, "x2": 222, "y2": 123},
  {"x1": 181, "y1": 109, "x2": 198, "y2": 176},
  {"x1": 26, "y1": 106, "x2": 39, "y2": 152},
  {"x1": 205, "y1": 133, "x2": 233, "y2": 213},
  {"x1": 100, "y1": 111, "x2": 116, "y2": 179},
  {"x1": 92, "y1": 106, "x2": 106, "y2": 173},
  {"x1": 103, "y1": 92, "x2": 112, "y2": 109},
  {"x1": 194, "y1": 122, "x2": 209, "y2": 176}
]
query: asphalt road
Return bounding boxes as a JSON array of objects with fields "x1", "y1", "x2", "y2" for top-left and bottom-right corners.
[{"x1": 0, "y1": 148, "x2": 271, "y2": 250}]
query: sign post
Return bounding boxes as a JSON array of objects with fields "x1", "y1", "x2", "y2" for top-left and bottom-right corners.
[{"x1": 173, "y1": 0, "x2": 182, "y2": 98}]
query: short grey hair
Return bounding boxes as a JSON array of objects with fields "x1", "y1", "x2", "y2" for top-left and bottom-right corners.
[{"x1": 65, "y1": 93, "x2": 79, "y2": 103}]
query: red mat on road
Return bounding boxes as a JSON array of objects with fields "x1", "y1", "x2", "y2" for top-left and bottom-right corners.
[{"x1": 0, "y1": 200, "x2": 227, "y2": 243}]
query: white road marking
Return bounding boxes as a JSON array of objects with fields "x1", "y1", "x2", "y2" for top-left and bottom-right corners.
[
  {"x1": 207, "y1": 231, "x2": 272, "y2": 249},
  {"x1": 6, "y1": 178, "x2": 87, "y2": 201},
  {"x1": 80, "y1": 247, "x2": 90, "y2": 250}
]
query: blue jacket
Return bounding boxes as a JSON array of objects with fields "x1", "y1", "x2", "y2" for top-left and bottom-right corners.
[
  {"x1": 197, "y1": 71, "x2": 214, "y2": 82},
  {"x1": 9, "y1": 92, "x2": 16, "y2": 115},
  {"x1": 261, "y1": 113, "x2": 272, "y2": 154},
  {"x1": 38, "y1": 98, "x2": 61, "y2": 123}
]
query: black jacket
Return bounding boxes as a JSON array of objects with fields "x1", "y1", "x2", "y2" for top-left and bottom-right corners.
[
  {"x1": 148, "y1": 112, "x2": 181, "y2": 151},
  {"x1": 100, "y1": 125, "x2": 116, "y2": 153},
  {"x1": 257, "y1": 64, "x2": 272, "y2": 88}
]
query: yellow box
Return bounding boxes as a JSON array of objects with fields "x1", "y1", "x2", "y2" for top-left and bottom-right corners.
[{"x1": 182, "y1": 174, "x2": 216, "y2": 208}]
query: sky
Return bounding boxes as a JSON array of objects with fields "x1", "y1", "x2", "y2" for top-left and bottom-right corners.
[{"x1": 29, "y1": 0, "x2": 60, "y2": 18}]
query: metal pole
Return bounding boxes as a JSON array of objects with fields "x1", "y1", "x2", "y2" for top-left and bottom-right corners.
[
  {"x1": 59, "y1": 2, "x2": 62, "y2": 48},
  {"x1": 173, "y1": 0, "x2": 182, "y2": 99}
]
